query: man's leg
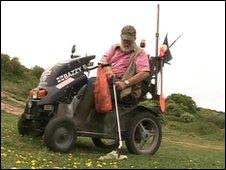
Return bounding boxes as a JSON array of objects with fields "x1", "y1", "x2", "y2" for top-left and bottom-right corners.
[{"x1": 74, "y1": 77, "x2": 96, "y2": 126}]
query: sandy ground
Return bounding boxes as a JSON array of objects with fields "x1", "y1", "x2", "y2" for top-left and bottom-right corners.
[{"x1": 1, "y1": 91, "x2": 25, "y2": 116}]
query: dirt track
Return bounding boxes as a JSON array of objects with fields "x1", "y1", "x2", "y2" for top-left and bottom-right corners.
[{"x1": 1, "y1": 91, "x2": 25, "y2": 116}]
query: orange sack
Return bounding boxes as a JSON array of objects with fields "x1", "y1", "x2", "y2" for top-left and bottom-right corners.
[{"x1": 94, "y1": 65, "x2": 112, "y2": 113}]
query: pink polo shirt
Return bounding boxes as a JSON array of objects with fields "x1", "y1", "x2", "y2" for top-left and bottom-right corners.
[{"x1": 101, "y1": 46, "x2": 150, "y2": 78}]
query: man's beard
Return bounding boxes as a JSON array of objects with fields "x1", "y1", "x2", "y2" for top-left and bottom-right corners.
[{"x1": 121, "y1": 42, "x2": 136, "y2": 53}]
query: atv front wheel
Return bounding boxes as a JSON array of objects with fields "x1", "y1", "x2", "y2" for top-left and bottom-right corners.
[
  {"x1": 125, "y1": 112, "x2": 162, "y2": 155},
  {"x1": 18, "y1": 116, "x2": 31, "y2": 136},
  {"x1": 44, "y1": 117, "x2": 77, "y2": 153}
]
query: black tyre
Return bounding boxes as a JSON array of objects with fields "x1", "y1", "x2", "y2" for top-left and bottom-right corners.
[
  {"x1": 18, "y1": 116, "x2": 30, "y2": 136},
  {"x1": 92, "y1": 138, "x2": 119, "y2": 149},
  {"x1": 125, "y1": 112, "x2": 162, "y2": 155},
  {"x1": 44, "y1": 117, "x2": 77, "y2": 153}
]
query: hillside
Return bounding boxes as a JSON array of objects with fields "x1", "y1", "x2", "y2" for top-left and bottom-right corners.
[
  {"x1": 1, "y1": 95, "x2": 224, "y2": 169},
  {"x1": 1, "y1": 53, "x2": 225, "y2": 168}
]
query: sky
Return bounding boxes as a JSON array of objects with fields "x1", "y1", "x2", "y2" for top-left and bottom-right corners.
[{"x1": 1, "y1": 1, "x2": 225, "y2": 112}]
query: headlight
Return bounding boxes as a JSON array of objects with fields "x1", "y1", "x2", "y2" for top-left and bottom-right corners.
[{"x1": 28, "y1": 88, "x2": 47, "y2": 99}]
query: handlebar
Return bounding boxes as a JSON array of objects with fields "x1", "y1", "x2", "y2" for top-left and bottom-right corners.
[{"x1": 83, "y1": 63, "x2": 111, "y2": 72}]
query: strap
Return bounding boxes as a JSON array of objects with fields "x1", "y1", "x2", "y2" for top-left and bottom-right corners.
[{"x1": 120, "y1": 46, "x2": 143, "y2": 98}]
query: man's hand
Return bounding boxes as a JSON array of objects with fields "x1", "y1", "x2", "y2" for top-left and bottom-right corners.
[
  {"x1": 106, "y1": 70, "x2": 115, "y2": 80},
  {"x1": 115, "y1": 81, "x2": 127, "y2": 90},
  {"x1": 104, "y1": 66, "x2": 115, "y2": 79}
]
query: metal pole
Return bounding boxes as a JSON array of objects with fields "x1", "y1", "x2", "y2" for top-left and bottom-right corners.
[
  {"x1": 155, "y1": 4, "x2": 160, "y2": 97},
  {"x1": 112, "y1": 78, "x2": 122, "y2": 149},
  {"x1": 155, "y1": 4, "x2": 160, "y2": 58}
]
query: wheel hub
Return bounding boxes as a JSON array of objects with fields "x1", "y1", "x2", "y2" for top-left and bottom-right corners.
[{"x1": 141, "y1": 130, "x2": 151, "y2": 141}]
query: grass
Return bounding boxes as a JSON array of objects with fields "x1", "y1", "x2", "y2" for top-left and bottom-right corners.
[
  {"x1": 1, "y1": 111, "x2": 225, "y2": 169},
  {"x1": 164, "y1": 119, "x2": 225, "y2": 142}
]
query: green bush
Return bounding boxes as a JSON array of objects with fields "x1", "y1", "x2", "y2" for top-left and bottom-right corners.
[
  {"x1": 31, "y1": 65, "x2": 44, "y2": 79},
  {"x1": 179, "y1": 112, "x2": 195, "y2": 123},
  {"x1": 166, "y1": 102, "x2": 184, "y2": 117},
  {"x1": 167, "y1": 93, "x2": 198, "y2": 114},
  {"x1": 139, "y1": 99, "x2": 158, "y2": 108},
  {"x1": 1, "y1": 53, "x2": 43, "y2": 99}
]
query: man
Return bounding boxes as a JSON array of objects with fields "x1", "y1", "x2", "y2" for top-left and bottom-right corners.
[
  {"x1": 100, "y1": 25, "x2": 150, "y2": 104},
  {"x1": 75, "y1": 25, "x2": 150, "y2": 125}
]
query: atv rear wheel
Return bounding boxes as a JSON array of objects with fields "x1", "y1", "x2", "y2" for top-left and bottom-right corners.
[
  {"x1": 92, "y1": 138, "x2": 118, "y2": 149},
  {"x1": 125, "y1": 112, "x2": 162, "y2": 155},
  {"x1": 44, "y1": 117, "x2": 77, "y2": 153}
]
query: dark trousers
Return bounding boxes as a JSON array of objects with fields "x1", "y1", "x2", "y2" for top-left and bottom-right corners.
[{"x1": 76, "y1": 77, "x2": 138, "y2": 117}]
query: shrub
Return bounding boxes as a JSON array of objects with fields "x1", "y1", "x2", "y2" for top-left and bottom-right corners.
[
  {"x1": 31, "y1": 65, "x2": 44, "y2": 79},
  {"x1": 139, "y1": 99, "x2": 158, "y2": 108},
  {"x1": 166, "y1": 102, "x2": 184, "y2": 117},
  {"x1": 1, "y1": 54, "x2": 43, "y2": 99},
  {"x1": 179, "y1": 112, "x2": 195, "y2": 123},
  {"x1": 167, "y1": 93, "x2": 198, "y2": 114}
]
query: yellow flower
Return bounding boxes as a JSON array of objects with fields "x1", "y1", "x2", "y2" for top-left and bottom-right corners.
[
  {"x1": 31, "y1": 160, "x2": 36, "y2": 163},
  {"x1": 86, "y1": 162, "x2": 92, "y2": 167},
  {"x1": 1, "y1": 153, "x2": 7, "y2": 157},
  {"x1": 16, "y1": 160, "x2": 21, "y2": 164},
  {"x1": 97, "y1": 164, "x2": 102, "y2": 168}
]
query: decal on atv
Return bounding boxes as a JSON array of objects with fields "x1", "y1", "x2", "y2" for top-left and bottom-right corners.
[
  {"x1": 40, "y1": 66, "x2": 53, "y2": 82},
  {"x1": 56, "y1": 77, "x2": 75, "y2": 89},
  {"x1": 56, "y1": 68, "x2": 81, "y2": 83}
]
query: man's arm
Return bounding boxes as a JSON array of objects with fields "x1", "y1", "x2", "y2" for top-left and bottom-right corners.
[
  {"x1": 115, "y1": 71, "x2": 150, "y2": 90},
  {"x1": 99, "y1": 55, "x2": 115, "y2": 79},
  {"x1": 126, "y1": 71, "x2": 150, "y2": 86}
]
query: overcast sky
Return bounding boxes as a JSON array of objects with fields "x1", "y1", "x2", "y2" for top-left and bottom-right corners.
[{"x1": 1, "y1": 1, "x2": 225, "y2": 112}]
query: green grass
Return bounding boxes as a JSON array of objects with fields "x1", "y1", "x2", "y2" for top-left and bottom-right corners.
[
  {"x1": 164, "y1": 119, "x2": 225, "y2": 142},
  {"x1": 1, "y1": 111, "x2": 225, "y2": 169}
]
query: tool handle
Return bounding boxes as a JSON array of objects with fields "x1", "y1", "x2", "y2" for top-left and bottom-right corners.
[
  {"x1": 112, "y1": 76, "x2": 116, "y2": 85},
  {"x1": 112, "y1": 80, "x2": 122, "y2": 149}
]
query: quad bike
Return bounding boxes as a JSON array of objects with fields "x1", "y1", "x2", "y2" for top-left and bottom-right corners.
[
  {"x1": 17, "y1": 44, "x2": 165, "y2": 155},
  {"x1": 18, "y1": 4, "x2": 179, "y2": 155}
]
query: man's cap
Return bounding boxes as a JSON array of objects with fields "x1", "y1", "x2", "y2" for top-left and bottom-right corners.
[{"x1": 121, "y1": 25, "x2": 136, "y2": 41}]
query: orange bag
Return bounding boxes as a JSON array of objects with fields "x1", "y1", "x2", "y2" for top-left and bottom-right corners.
[{"x1": 94, "y1": 65, "x2": 112, "y2": 113}]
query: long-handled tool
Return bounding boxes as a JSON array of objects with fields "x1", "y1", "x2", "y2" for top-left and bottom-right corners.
[
  {"x1": 112, "y1": 77, "x2": 123, "y2": 152},
  {"x1": 98, "y1": 77, "x2": 127, "y2": 160}
]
